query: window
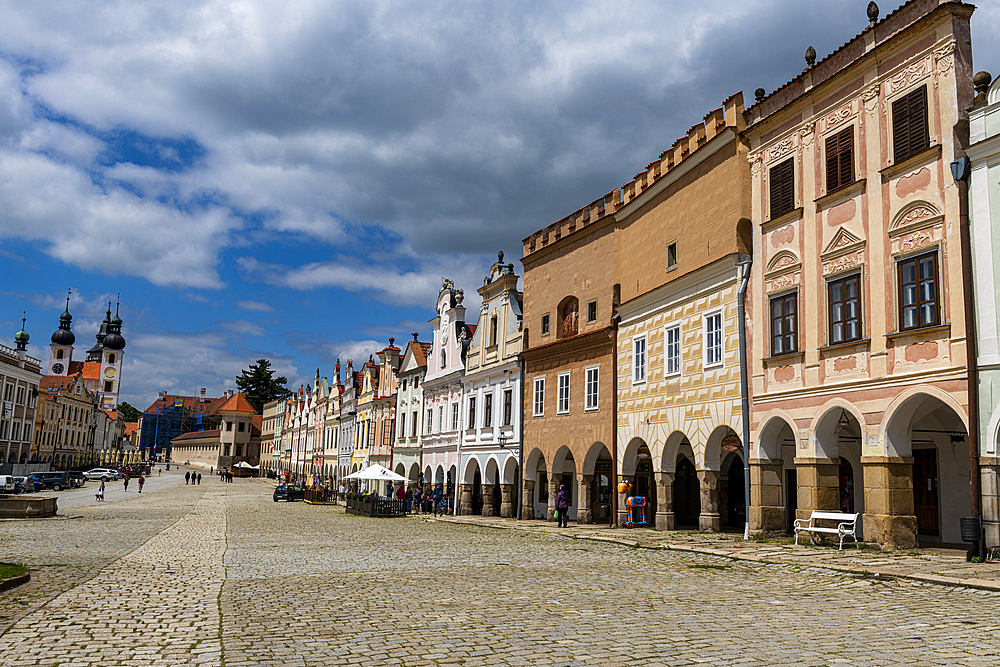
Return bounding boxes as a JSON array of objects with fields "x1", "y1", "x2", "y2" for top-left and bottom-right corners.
[
  {"x1": 585, "y1": 367, "x2": 599, "y2": 411},
  {"x1": 541, "y1": 314, "x2": 550, "y2": 335},
  {"x1": 770, "y1": 293, "x2": 797, "y2": 355},
  {"x1": 104, "y1": 380, "x2": 113, "y2": 392},
  {"x1": 426, "y1": 409, "x2": 433, "y2": 433},
  {"x1": 769, "y1": 158, "x2": 795, "y2": 219},
  {"x1": 467, "y1": 396, "x2": 477, "y2": 429},
  {"x1": 502, "y1": 389, "x2": 513, "y2": 426},
  {"x1": 484, "y1": 393, "x2": 493, "y2": 428},
  {"x1": 898, "y1": 251, "x2": 939, "y2": 330},
  {"x1": 238, "y1": 421, "x2": 245, "y2": 432},
  {"x1": 226, "y1": 421, "x2": 233, "y2": 431},
  {"x1": 489, "y1": 314, "x2": 498, "y2": 347},
  {"x1": 666, "y1": 242, "x2": 678, "y2": 271},
  {"x1": 892, "y1": 85, "x2": 929, "y2": 164},
  {"x1": 828, "y1": 274, "x2": 861, "y2": 344},
  {"x1": 413, "y1": 376, "x2": 418, "y2": 388},
  {"x1": 587, "y1": 301, "x2": 597, "y2": 323},
  {"x1": 557, "y1": 373, "x2": 570, "y2": 414},
  {"x1": 438, "y1": 406, "x2": 444, "y2": 432},
  {"x1": 108, "y1": 353, "x2": 116, "y2": 364},
  {"x1": 665, "y1": 325, "x2": 681, "y2": 376},
  {"x1": 56, "y1": 349, "x2": 64, "y2": 359},
  {"x1": 451, "y1": 402, "x2": 459, "y2": 431},
  {"x1": 411, "y1": 411, "x2": 418, "y2": 437},
  {"x1": 440, "y1": 350, "x2": 446, "y2": 368},
  {"x1": 633, "y1": 336, "x2": 647, "y2": 383},
  {"x1": 401, "y1": 379, "x2": 407, "y2": 391},
  {"x1": 704, "y1": 311, "x2": 723, "y2": 367},
  {"x1": 533, "y1": 377, "x2": 545, "y2": 417},
  {"x1": 826, "y1": 126, "x2": 854, "y2": 193}
]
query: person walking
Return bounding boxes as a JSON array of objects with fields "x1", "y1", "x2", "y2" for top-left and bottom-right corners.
[
  {"x1": 338, "y1": 482, "x2": 346, "y2": 504},
  {"x1": 122, "y1": 475, "x2": 129, "y2": 493},
  {"x1": 97, "y1": 481, "x2": 105, "y2": 502},
  {"x1": 137, "y1": 475, "x2": 145, "y2": 493},
  {"x1": 197, "y1": 473, "x2": 202, "y2": 485},
  {"x1": 185, "y1": 471, "x2": 190, "y2": 485},
  {"x1": 555, "y1": 484, "x2": 570, "y2": 528},
  {"x1": 433, "y1": 485, "x2": 444, "y2": 517}
]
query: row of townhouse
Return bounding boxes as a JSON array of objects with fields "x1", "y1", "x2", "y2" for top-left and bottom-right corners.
[
  {"x1": 2, "y1": 300, "x2": 128, "y2": 475},
  {"x1": 258, "y1": 1, "x2": 1000, "y2": 550}
]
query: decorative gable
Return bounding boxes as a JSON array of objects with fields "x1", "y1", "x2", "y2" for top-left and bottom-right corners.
[
  {"x1": 820, "y1": 226, "x2": 866, "y2": 260},
  {"x1": 764, "y1": 249, "x2": 801, "y2": 278},
  {"x1": 888, "y1": 200, "x2": 942, "y2": 237}
]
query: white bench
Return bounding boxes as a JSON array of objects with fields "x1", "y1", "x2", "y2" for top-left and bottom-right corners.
[{"x1": 793, "y1": 511, "x2": 860, "y2": 550}]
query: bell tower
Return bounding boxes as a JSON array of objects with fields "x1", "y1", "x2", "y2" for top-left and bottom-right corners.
[
  {"x1": 48, "y1": 291, "x2": 75, "y2": 376},
  {"x1": 98, "y1": 298, "x2": 127, "y2": 409}
]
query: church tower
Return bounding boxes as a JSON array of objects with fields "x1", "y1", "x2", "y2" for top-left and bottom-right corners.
[
  {"x1": 48, "y1": 293, "x2": 75, "y2": 376},
  {"x1": 98, "y1": 300, "x2": 126, "y2": 409}
]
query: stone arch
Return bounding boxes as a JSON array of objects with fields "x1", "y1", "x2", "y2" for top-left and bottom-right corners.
[
  {"x1": 703, "y1": 425, "x2": 740, "y2": 472},
  {"x1": 582, "y1": 441, "x2": 611, "y2": 475},
  {"x1": 551, "y1": 445, "x2": 574, "y2": 476},
  {"x1": 986, "y1": 402, "x2": 1000, "y2": 456},
  {"x1": 524, "y1": 448, "x2": 546, "y2": 482},
  {"x1": 435, "y1": 465, "x2": 445, "y2": 484},
  {"x1": 621, "y1": 437, "x2": 648, "y2": 476},
  {"x1": 394, "y1": 462, "x2": 406, "y2": 477},
  {"x1": 424, "y1": 465, "x2": 433, "y2": 484},
  {"x1": 660, "y1": 431, "x2": 688, "y2": 474},
  {"x1": 462, "y1": 456, "x2": 482, "y2": 484},
  {"x1": 408, "y1": 463, "x2": 420, "y2": 481},
  {"x1": 755, "y1": 410, "x2": 799, "y2": 460},
  {"x1": 484, "y1": 456, "x2": 500, "y2": 485},
  {"x1": 502, "y1": 455, "x2": 519, "y2": 485},
  {"x1": 881, "y1": 386, "x2": 969, "y2": 458},
  {"x1": 808, "y1": 398, "x2": 867, "y2": 459}
]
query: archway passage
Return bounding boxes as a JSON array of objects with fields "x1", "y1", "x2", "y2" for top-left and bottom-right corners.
[
  {"x1": 589, "y1": 445, "x2": 613, "y2": 525},
  {"x1": 674, "y1": 456, "x2": 700, "y2": 527},
  {"x1": 472, "y1": 468, "x2": 483, "y2": 515},
  {"x1": 721, "y1": 453, "x2": 745, "y2": 529},
  {"x1": 633, "y1": 444, "x2": 655, "y2": 526}
]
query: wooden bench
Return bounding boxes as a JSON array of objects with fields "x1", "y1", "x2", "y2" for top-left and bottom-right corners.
[{"x1": 793, "y1": 511, "x2": 860, "y2": 550}]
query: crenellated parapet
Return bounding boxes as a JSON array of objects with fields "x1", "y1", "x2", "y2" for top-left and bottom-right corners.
[{"x1": 522, "y1": 92, "x2": 744, "y2": 258}]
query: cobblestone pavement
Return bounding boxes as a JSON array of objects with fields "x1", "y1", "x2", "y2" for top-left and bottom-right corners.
[{"x1": 2, "y1": 480, "x2": 1000, "y2": 666}]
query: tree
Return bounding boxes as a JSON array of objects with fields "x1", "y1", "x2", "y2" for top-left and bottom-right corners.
[
  {"x1": 235, "y1": 359, "x2": 291, "y2": 412},
  {"x1": 118, "y1": 401, "x2": 141, "y2": 422}
]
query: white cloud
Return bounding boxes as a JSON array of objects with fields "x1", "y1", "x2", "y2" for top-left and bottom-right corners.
[{"x1": 235, "y1": 299, "x2": 275, "y2": 312}]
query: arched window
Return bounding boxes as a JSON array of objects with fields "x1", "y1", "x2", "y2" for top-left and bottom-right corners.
[
  {"x1": 441, "y1": 350, "x2": 447, "y2": 368},
  {"x1": 108, "y1": 353, "x2": 116, "y2": 364},
  {"x1": 558, "y1": 297, "x2": 579, "y2": 338},
  {"x1": 489, "y1": 314, "x2": 499, "y2": 347},
  {"x1": 56, "y1": 349, "x2": 64, "y2": 359}
]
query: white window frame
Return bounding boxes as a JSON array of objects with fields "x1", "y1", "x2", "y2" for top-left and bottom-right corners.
[
  {"x1": 438, "y1": 405, "x2": 444, "y2": 432},
  {"x1": 703, "y1": 309, "x2": 724, "y2": 369},
  {"x1": 585, "y1": 365, "x2": 599, "y2": 411},
  {"x1": 557, "y1": 372, "x2": 570, "y2": 414},
  {"x1": 664, "y1": 323, "x2": 681, "y2": 377},
  {"x1": 426, "y1": 409, "x2": 433, "y2": 433},
  {"x1": 533, "y1": 377, "x2": 545, "y2": 417},
  {"x1": 632, "y1": 335, "x2": 647, "y2": 384},
  {"x1": 451, "y1": 402, "x2": 459, "y2": 431}
]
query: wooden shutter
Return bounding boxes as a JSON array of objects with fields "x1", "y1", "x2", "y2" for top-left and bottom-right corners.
[
  {"x1": 893, "y1": 86, "x2": 929, "y2": 163},
  {"x1": 769, "y1": 158, "x2": 795, "y2": 218},
  {"x1": 825, "y1": 126, "x2": 854, "y2": 193}
]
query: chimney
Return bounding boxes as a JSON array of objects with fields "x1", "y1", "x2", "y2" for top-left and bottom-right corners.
[{"x1": 200, "y1": 387, "x2": 206, "y2": 404}]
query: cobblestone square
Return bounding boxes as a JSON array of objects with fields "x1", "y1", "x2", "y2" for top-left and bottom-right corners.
[{"x1": 2, "y1": 475, "x2": 1000, "y2": 666}]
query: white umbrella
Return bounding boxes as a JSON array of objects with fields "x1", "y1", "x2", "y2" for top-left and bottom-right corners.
[
  {"x1": 233, "y1": 461, "x2": 259, "y2": 469},
  {"x1": 343, "y1": 463, "x2": 406, "y2": 482}
]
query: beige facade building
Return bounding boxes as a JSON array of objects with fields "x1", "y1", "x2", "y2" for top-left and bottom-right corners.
[
  {"x1": 1, "y1": 321, "x2": 41, "y2": 471},
  {"x1": 169, "y1": 392, "x2": 261, "y2": 470},
  {"x1": 745, "y1": 0, "x2": 976, "y2": 548}
]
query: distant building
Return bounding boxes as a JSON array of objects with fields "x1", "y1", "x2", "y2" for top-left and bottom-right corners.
[
  {"x1": 1, "y1": 316, "x2": 41, "y2": 473},
  {"x1": 394, "y1": 335, "x2": 431, "y2": 488},
  {"x1": 169, "y1": 392, "x2": 261, "y2": 470},
  {"x1": 137, "y1": 389, "x2": 224, "y2": 460},
  {"x1": 46, "y1": 296, "x2": 126, "y2": 410}
]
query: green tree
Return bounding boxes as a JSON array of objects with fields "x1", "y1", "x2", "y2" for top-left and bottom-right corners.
[
  {"x1": 118, "y1": 401, "x2": 141, "y2": 422},
  {"x1": 235, "y1": 359, "x2": 291, "y2": 412}
]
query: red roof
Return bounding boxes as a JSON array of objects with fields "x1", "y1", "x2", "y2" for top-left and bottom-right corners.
[
  {"x1": 41, "y1": 375, "x2": 77, "y2": 391},
  {"x1": 145, "y1": 393, "x2": 221, "y2": 414},
  {"x1": 80, "y1": 362, "x2": 101, "y2": 380},
  {"x1": 124, "y1": 422, "x2": 138, "y2": 436},
  {"x1": 219, "y1": 392, "x2": 257, "y2": 414},
  {"x1": 171, "y1": 429, "x2": 221, "y2": 442}
]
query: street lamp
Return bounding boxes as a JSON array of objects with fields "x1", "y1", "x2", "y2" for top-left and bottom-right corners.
[{"x1": 498, "y1": 430, "x2": 508, "y2": 449}]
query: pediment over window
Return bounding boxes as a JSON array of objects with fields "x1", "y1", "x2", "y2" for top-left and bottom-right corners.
[
  {"x1": 889, "y1": 200, "x2": 942, "y2": 236},
  {"x1": 821, "y1": 226, "x2": 865, "y2": 260},
  {"x1": 764, "y1": 249, "x2": 800, "y2": 278}
]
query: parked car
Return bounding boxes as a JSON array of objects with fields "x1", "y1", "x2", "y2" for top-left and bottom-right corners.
[
  {"x1": 0, "y1": 475, "x2": 15, "y2": 493},
  {"x1": 83, "y1": 468, "x2": 119, "y2": 482},
  {"x1": 32, "y1": 471, "x2": 71, "y2": 491},
  {"x1": 22, "y1": 476, "x2": 45, "y2": 492},
  {"x1": 68, "y1": 471, "x2": 86, "y2": 487},
  {"x1": 273, "y1": 485, "x2": 304, "y2": 502}
]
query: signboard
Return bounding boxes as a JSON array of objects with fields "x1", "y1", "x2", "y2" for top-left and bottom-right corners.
[
  {"x1": 595, "y1": 461, "x2": 613, "y2": 473},
  {"x1": 2, "y1": 401, "x2": 12, "y2": 418},
  {"x1": 174, "y1": 399, "x2": 184, "y2": 408},
  {"x1": 721, "y1": 434, "x2": 743, "y2": 453}
]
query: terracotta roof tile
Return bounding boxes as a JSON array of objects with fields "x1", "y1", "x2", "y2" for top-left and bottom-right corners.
[
  {"x1": 171, "y1": 429, "x2": 221, "y2": 443},
  {"x1": 219, "y1": 392, "x2": 257, "y2": 414}
]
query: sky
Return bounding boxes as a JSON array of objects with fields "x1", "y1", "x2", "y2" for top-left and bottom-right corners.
[{"x1": 2, "y1": 0, "x2": 999, "y2": 411}]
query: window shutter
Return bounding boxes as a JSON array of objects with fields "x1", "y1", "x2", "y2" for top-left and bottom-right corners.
[
  {"x1": 825, "y1": 133, "x2": 840, "y2": 191},
  {"x1": 893, "y1": 86, "x2": 929, "y2": 163},
  {"x1": 892, "y1": 93, "x2": 910, "y2": 163},
  {"x1": 839, "y1": 126, "x2": 853, "y2": 187},
  {"x1": 770, "y1": 158, "x2": 794, "y2": 218}
]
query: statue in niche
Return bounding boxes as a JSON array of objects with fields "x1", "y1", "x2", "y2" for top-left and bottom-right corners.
[{"x1": 561, "y1": 298, "x2": 579, "y2": 338}]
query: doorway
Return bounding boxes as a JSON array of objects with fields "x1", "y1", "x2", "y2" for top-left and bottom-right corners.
[
  {"x1": 722, "y1": 455, "x2": 745, "y2": 529},
  {"x1": 839, "y1": 459, "x2": 855, "y2": 514},
  {"x1": 593, "y1": 460, "x2": 612, "y2": 524},
  {"x1": 913, "y1": 449, "x2": 939, "y2": 536},
  {"x1": 785, "y1": 469, "x2": 797, "y2": 532},
  {"x1": 472, "y1": 470, "x2": 483, "y2": 515},
  {"x1": 674, "y1": 457, "x2": 699, "y2": 527}
]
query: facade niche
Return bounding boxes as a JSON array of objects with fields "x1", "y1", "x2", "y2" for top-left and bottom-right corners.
[{"x1": 558, "y1": 297, "x2": 579, "y2": 338}]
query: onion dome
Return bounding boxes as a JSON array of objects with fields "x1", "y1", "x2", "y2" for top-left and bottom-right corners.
[
  {"x1": 51, "y1": 298, "x2": 75, "y2": 345},
  {"x1": 14, "y1": 314, "x2": 29, "y2": 351},
  {"x1": 103, "y1": 331, "x2": 126, "y2": 350}
]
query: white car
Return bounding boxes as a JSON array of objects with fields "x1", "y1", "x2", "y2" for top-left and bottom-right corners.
[{"x1": 83, "y1": 468, "x2": 119, "y2": 482}]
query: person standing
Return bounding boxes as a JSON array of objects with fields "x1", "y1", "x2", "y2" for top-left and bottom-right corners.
[
  {"x1": 339, "y1": 482, "x2": 346, "y2": 503},
  {"x1": 138, "y1": 475, "x2": 145, "y2": 493},
  {"x1": 433, "y1": 485, "x2": 443, "y2": 517},
  {"x1": 122, "y1": 475, "x2": 129, "y2": 492},
  {"x1": 185, "y1": 471, "x2": 190, "y2": 485},
  {"x1": 97, "y1": 481, "x2": 105, "y2": 502},
  {"x1": 197, "y1": 473, "x2": 202, "y2": 485},
  {"x1": 555, "y1": 484, "x2": 570, "y2": 528}
]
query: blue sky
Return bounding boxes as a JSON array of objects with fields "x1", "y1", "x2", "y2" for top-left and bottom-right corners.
[{"x1": 2, "y1": 0, "x2": 999, "y2": 411}]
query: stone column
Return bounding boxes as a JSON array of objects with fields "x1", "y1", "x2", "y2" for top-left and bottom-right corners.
[
  {"x1": 750, "y1": 458, "x2": 785, "y2": 533},
  {"x1": 982, "y1": 458, "x2": 1000, "y2": 550},
  {"x1": 500, "y1": 484, "x2": 515, "y2": 518},
  {"x1": 482, "y1": 484, "x2": 496, "y2": 517},
  {"x1": 576, "y1": 474, "x2": 592, "y2": 524},
  {"x1": 862, "y1": 456, "x2": 917, "y2": 550},
  {"x1": 654, "y1": 471, "x2": 675, "y2": 531},
  {"x1": 547, "y1": 476, "x2": 558, "y2": 521},
  {"x1": 794, "y1": 457, "x2": 841, "y2": 521},
  {"x1": 459, "y1": 484, "x2": 473, "y2": 516},
  {"x1": 698, "y1": 470, "x2": 721, "y2": 532},
  {"x1": 521, "y1": 479, "x2": 535, "y2": 520}
]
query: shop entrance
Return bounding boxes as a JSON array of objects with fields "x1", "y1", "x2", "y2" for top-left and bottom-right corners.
[
  {"x1": 593, "y1": 459, "x2": 612, "y2": 524},
  {"x1": 674, "y1": 456, "x2": 699, "y2": 527},
  {"x1": 913, "y1": 449, "x2": 939, "y2": 536},
  {"x1": 634, "y1": 445, "x2": 655, "y2": 525}
]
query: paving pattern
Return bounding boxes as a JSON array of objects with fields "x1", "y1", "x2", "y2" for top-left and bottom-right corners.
[{"x1": 2, "y1": 477, "x2": 1000, "y2": 666}]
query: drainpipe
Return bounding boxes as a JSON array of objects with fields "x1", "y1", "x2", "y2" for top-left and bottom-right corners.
[
  {"x1": 952, "y1": 156, "x2": 982, "y2": 557},
  {"x1": 611, "y1": 284, "x2": 621, "y2": 528},
  {"x1": 736, "y1": 253, "x2": 753, "y2": 541},
  {"x1": 517, "y1": 354, "x2": 525, "y2": 520}
]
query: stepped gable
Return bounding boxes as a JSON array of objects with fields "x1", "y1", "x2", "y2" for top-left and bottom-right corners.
[{"x1": 523, "y1": 92, "x2": 744, "y2": 257}]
